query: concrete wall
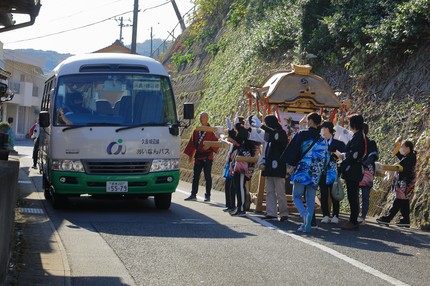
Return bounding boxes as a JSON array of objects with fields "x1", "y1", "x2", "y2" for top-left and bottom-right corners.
[{"x1": 0, "y1": 160, "x2": 19, "y2": 286}]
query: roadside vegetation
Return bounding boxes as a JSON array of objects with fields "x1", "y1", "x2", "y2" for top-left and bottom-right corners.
[{"x1": 167, "y1": 0, "x2": 430, "y2": 228}]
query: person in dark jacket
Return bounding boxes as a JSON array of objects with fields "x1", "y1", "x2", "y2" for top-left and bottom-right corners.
[
  {"x1": 358, "y1": 123, "x2": 379, "y2": 224},
  {"x1": 336, "y1": 114, "x2": 366, "y2": 230},
  {"x1": 184, "y1": 112, "x2": 220, "y2": 202},
  {"x1": 259, "y1": 115, "x2": 289, "y2": 221},
  {"x1": 284, "y1": 113, "x2": 329, "y2": 232},
  {"x1": 377, "y1": 139, "x2": 416, "y2": 227},
  {"x1": 319, "y1": 121, "x2": 345, "y2": 224}
]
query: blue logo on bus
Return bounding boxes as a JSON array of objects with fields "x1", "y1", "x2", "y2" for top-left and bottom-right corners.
[{"x1": 107, "y1": 139, "x2": 126, "y2": 155}]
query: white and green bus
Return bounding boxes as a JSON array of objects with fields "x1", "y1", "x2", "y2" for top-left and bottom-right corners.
[{"x1": 38, "y1": 53, "x2": 192, "y2": 209}]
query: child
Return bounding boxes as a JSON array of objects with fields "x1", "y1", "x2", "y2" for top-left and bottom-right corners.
[{"x1": 376, "y1": 139, "x2": 417, "y2": 227}]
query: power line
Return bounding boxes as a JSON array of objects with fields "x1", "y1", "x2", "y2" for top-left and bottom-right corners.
[{"x1": 4, "y1": 10, "x2": 133, "y2": 44}]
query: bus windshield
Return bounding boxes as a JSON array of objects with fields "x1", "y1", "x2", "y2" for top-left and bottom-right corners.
[{"x1": 53, "y1": 74, "x2": 177, "y2": 126}]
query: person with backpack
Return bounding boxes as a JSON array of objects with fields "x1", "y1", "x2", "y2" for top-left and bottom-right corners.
[
  {"x1": 183, "y1": 112, "x2": 220, "y2": 202},
  {"x1": 376, "y1": 139, "x2": 416, "y2": 227},
  {"x1": 319, "y1": 121, "x2": 346, "y2": 224},
  {"x1": 336, "y1": 114, "x2": 367, "y2": 230},
  {"x1": 284, "y1": 113, "x2": 329, "y2": 232},
  {"x1": 358, "y1": 123, "x2": 379, "y2": 224}
]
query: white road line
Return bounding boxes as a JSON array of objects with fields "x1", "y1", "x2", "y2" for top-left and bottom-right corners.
[{"x1": 177, "y1": 188, "x2": 410, "y2": 286}]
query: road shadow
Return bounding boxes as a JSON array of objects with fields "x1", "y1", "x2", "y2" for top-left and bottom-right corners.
[{"x1": 267, "y1": 213, "x2": 430, "y2": 257}]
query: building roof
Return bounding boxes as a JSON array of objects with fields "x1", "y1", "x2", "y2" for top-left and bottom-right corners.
[
  {"x1": 93, "y1": 40, "x2": 132, "y2": 54},
  {"x1": 0, "y1": 0, "x2": 41, "y2": 32},
  {"x1": 0, "y1": 67, "x2": 11, "y2": 80}
]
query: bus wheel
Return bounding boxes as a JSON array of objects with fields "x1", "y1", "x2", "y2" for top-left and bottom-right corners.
[
  {"x1": 154, "y1": 193, "x2": 171, "y2": 210},
  {"x1": 42, "y1": 174, "x2": 52, "y2": 200},
  {"x1": 50, "y1": 186, "x2": 68, "y2": 209}
]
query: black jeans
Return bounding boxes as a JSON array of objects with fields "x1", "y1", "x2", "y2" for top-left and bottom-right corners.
[
  {"x1": 233, "y1": 172, "x2": 247, "y2": 212},
  {"x1": 346, "y1": 179, "x2": 360, "y2": 225},
  {"x1": 32, "y1": 137, "x2": 40, "y2": 167},
  {"x1": 319, "y1": 182, "x2": 340, "y2": 217},
  {"x1": 225, "y1": 177, "x2": 235, "y2": 209},
  {"x1": 386, "y1": 198, "x2": 410, "y2": 223},
  {"x1": 191, "y1": 160, "x2": 213, "y2": 197}
]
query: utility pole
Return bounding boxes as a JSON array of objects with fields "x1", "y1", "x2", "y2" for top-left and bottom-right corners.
[
  {"x1": 131, "y1": 0, "x2": 139, "y2": 54},
  {"x1": 171, "y1": 0, "x2": 186, "y2": 32},
  {"x1": 150, "y1": 27, "x2": 153, "y2": 57},
  {"x1": 116, "y1": 17, "x2": 132, "y2": 43}
]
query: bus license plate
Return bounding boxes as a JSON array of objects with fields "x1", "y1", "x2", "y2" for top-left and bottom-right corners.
[{"x1": 106, "y1": 181, "x2": 128, "y2": 193}]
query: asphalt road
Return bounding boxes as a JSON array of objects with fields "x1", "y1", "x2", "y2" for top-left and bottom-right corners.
[{"x1": 17, "y1": 142, "x2": 430, "y2": 286}]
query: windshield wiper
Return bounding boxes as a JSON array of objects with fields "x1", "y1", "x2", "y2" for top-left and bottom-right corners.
[
  {"x1": 115, "y1": 123, "x2": 165, "y2": 132},
  {"x1": 62, "y1": 123, "x2": 122, "y2": 132},
  {"x1": 62, "y1": 125, "x2": 87, "y2": 132}
]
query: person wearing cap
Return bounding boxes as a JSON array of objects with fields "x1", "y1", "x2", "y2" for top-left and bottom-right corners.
[
  {"x1": 184, "y1": 112, "x2": 220, "y2": 202},
  {"x1": 284, "y1": 113, "x2": 330, "y2": 232},
  {"x1": 259, "y1": 115, "x2": 289, "y2": 221},
  {"x1": 319, "y1": 121, "x2": 345, "y2": 224}
]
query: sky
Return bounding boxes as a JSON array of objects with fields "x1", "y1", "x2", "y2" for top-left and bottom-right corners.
[{"x1": 0, "y1": 0, "x2": 195, "y2": 55}]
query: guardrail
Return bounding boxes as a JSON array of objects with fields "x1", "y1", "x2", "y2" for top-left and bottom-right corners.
[{"x1": 0, "y1": 160, "x2": 19, "y2": 286}]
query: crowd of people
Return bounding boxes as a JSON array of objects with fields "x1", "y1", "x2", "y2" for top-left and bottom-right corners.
[{"x1": 183, "y1": 111, "x2": 417, "y2": 233}]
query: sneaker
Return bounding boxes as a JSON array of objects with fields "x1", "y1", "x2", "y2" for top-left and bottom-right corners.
[
  {"x1": 305, "y1": 213, "x2": 313, "y2": 233},
  {"x1": 297, "y1": 224, "x2": 305, "y2": 232},
  {"x1": 396, "y1": 219, "x2": 410, "y2": 228},
  {"x1": 330, "y1": 216, "x2": 339, "y2": 224},
  {"x1": 262, "y1": 215, "x2": 277, "y2": 220},
  {"x1": 184, "y1": 195, "x2": 197, "y2": 201},
  {"x1": 204, "y1": 196, "x2": 211, "y2": 202},
  {"x1": 357, "y1": 217, "x2": 365, "y2": 224},
  {"x1": 32, "y1": 165, "x2": 37, "y2": 169},
  {"x1": 321, "y1": 216, "x2": 331, "y2": 224},
  {"x1": 341, "y1": 221, "x2": 359, "y2": 230},
  {"x1": 311, "y1": 221, "x2": 318, "y2": 229},
  {"x1": 231, "y1": 211, "x2": 246, "y2": 217},
  {"x1": 279, "y1": 216, "x2": 289, "y2": 222},
  {"x1": 223, "y1": 207, "x2": 233, "y2": 212},
  {"x1": 376, "y1": 217, "x2": 390, "y2": 226}
]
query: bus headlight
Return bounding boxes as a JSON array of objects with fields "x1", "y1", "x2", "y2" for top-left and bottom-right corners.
[
  {"x1": 150, "y1": 159, "x2": 180, "y2": 172},
  {"x1": 52, "y1": 160, "x2": 85, "y2": 172}
]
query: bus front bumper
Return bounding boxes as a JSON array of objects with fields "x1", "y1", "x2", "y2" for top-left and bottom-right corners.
[{"x1": 50, "y1": 170, "x2": 179, "y2": 195}]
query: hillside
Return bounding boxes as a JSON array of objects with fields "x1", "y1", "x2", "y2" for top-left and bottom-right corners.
[
  {"x1": 9, "y1": 38, "x2": 171, "y2": 73},
  {"x1": 163, "y1": 0, "x2": 430, "y2": 229}
]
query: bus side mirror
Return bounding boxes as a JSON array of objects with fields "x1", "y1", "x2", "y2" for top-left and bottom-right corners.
[
  {"x1": 183, "y1": 103, "x2": 194, "y2": 120},
  {"x1": 39, "y1": 111, "x2": 50, "y2": 128}
]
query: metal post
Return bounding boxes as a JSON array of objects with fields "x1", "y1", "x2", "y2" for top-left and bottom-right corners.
[
  {"x1": 171, "y1": 0, "x2": 186, "y2": 32},
  {"x1": 131, "y1": 0, "x2": 139, "y2": 54},
  {"x1": 150, "y1": 27, "x2": 153, "y2": 57}
]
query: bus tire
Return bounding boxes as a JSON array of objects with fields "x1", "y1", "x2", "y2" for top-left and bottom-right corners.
[
  {"x1": 42, "y1": 174, "x2": 52, "y2": 200},
  {"x1": 50, "y1": 186, "x2": 68, "y2": 209},
  {"x1": 154, "y1": 193, "x2": 171, "y2": 210}
]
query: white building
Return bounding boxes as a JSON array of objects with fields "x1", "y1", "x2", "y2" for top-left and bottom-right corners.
[{"x1": 0, "y1": 43, "x2": 46, "y2": 139}]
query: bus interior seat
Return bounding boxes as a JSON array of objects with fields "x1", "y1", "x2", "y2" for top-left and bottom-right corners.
[
  {"x1": 134, "y1": 91, "x2": 163, "y2": 124},
  {"x1": 96, "y1": 100, "x2": 113, "y2": 116},
  {"x1": 116, "y1": 96, "x2": 132, "y2": 122}
]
